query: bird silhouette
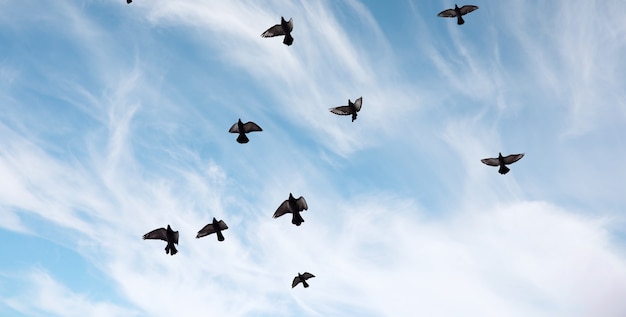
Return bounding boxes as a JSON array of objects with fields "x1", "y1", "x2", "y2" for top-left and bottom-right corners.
[
  {"x1": 481, "y1": 152, "x2": 524, "y2": 175},
  {"x1": 292, "y1": 272, "x2": 315, "y2": 288},
  {"x1": 329, "y1": 97, "x2": 363, "y2": 122},
  {"x1": 143, "y1": 225, "x2": 179, "y2": 256},
  {"x1": 273, "y1": 193, "x2": 308, "y2": 226},
  {"x1": 127, "y1": 0, "x2": 131, "y2": 3},
  {"x1": 261, "y1": 17, "x2": 294, "y2": 46},
  {"x1": 228, "y1": 118, "x2": 262, "y2": 144},
  {"x1": 196, "y1": 217, "x2": 229, "y2": 241},
  {"x1": 437, "y1": 4, "x2": 479, "y2": 25}
]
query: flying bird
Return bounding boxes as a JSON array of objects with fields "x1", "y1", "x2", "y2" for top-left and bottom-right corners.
[
  {"x1": 261, "y1": 17, "x2": 294, "y2": 46},
  {"x1": 292, "y1": 272, "x2": 315, "y2": 288},
  {"x1": 437, "y1": 4, "x2": 479, "y2": 25},
  {"x1": 329, "y1": 97, "x2": 363, "y2": 122},
  {"x1": 196, "y1": 217, "x2": 229, "y2": 241},
  {"x1": 481, "y1": 152, "x2": 524, "y2": 175},
  {"x1": 273, "y1": 193, "x2": 308, "y2": 226},
  {"x1": 143, "y1": 225, "x2": 179, "y2": 256},
  {"x1": 229, "y1": 118, "x2": 262, "y2": 144}
]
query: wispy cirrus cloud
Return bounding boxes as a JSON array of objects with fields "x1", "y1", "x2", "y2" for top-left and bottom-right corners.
[{"x1": 1, "y1": 0, "x2": 626, "y2": 316}]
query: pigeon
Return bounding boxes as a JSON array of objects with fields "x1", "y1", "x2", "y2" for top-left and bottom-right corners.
[
  {"x1": 228, "y1": 118, "x2": 262, "y2": 144},
  {"x1": 292, "y1": 272, "x2": 315, "y2": 288},
  {"x1": 143, "y1": 225, "x2": 179, "y2": 256},
  {"x1": 261, "y1": 17, "x2": 294, "y2": 46},
  {"x1": 481, "y1": 152, "x2": 524, "y2": 175},
  {"x1": 329, "y1": 97, "x2": 363, "y2": 122},
  {"x1": 273, "y1": 193, "x2": 308, "y2": 226},
  {"x1": 196, "y1": 217, "x2": 229, "y2": 241},
  {"x1": 437, "y1": 4, "x2": 479, "y2": 25}
]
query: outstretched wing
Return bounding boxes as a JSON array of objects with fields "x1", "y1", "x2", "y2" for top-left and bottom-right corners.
[
  {"x1": 292, "y1": 276, "x2": 302, "y2": 288},
  {"x1": 480, "y1": 158, "x2": 500, "y2": 166},
  {"x1": 284, "y1": 17, "x2": 294, "y2": 32},
  {"x1": 261, "y1": 24, "x2": 285, "y2": 38},
  {"x1": 459, "y1": 5, "x2": 479, "y2": 15},
  {"x1": 243, "y1": 122, "x2": 263, "y2": 133},
  {"x1": 301, "y1": 272, "x2": 315, "y2": 280},
  {"x1": 353, "y1": 97, "x2": 363, "y2": 112},
  {"x1": 217, "y1": 220, "x2": 228, "y2": 230},
  {"x1": 228, "y1": 122, "x2": 239, "y2": 133},
  {"x1": 196, "y1": 224, "x2": 216, "y2": 238},
  {"x1": 502, "y1": 153, "x2": 524, "y2": 165},
  {"x1": 143, "y1": 228, "x2": 167, "y2": 241},
  {"x1": 273, "y1": 200, "x2": 291, "y2": 218},
  {"x1": 437, "y1": 8, "x2": 457, "y2": 17},
  {"x1": 296, "y1": 196, "x2": 308, "y2": 211},
  {"x1": 329, "y1": 106, "x2": 351, "y2": 116}
]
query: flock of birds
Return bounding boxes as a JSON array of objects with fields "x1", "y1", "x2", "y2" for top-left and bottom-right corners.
[{"x1": 140, "y1": 3, "x2": 524, "y2": 289}]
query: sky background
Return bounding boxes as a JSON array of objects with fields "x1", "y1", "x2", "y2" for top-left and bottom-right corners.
[{"x1": 1, "y1": 0, "x2": 626, "y2": 316}]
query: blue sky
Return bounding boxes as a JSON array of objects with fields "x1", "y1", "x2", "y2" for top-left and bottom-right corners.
[{"x1": 1, "y1": 0, "x2": 626, "y2": 316}]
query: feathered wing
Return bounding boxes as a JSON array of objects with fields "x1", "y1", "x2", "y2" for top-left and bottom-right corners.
[
  {"x1": 228, "y1": 122, "x2": 239, "y2": 133},
  {"x1": 285, "y1": 18, "x2": 294, "y2": 32},
  {"x1": 502, "y1": 153, "x2": 524, "y2": 165},
  {"x1": 459, "y1": 5, "x2": 479, "y2": 15},
  {"x1": 329, "y1": 105, "x2": 351, "y2": 116},
  {"x1": 273, "y1": 200, "x2": 291, "y2": 218},
  {"x1": 301, "y1": 272, "x2": 315, "y2": 280},
  {"x1": 217, "y1": 220, "x2": 228, "y2": 230},
  {"x1": 295, "y1": 196, "x2": 308, "y2": 211},
  {"x1": 292, "y1": 276, "x2": 302, "y2": 288},
  {"x1": 352, "y1": 97, "x2": 363, "y2": 112},
  {"x1": 437, "y1": 8, "x2": 457, "y2": 17},
  {"x1": 242, "y1": 122, "x2": 263, "y2": 133},
  {"x1": 143, "y1": 228, "x2": 167, "y2": 241},
  {"x1": 196, "y1": 223, "x2": 216, "y2": 238},
  {"x1": 261, "y1": 24, "x2": 285, "y2": 38},
  {"x1": 481, "y1": 158, "x2": 500, "y2": 166}
]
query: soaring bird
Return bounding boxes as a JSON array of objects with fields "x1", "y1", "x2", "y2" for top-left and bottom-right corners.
[
  {"x1": 196, "y1": 217, "x2": 229, "y2": 241},
  {"x1": 261, "y1": 17, "x2": 294, "y2": 46},
  {"x1": 292, "y1": 272, "x2": 315, "y2": 288},
  {"x1": 228, "y1": 118, "x2": 262, "y2": 144},
  {"x1": 273, "y1": 193, "x2": 308, "y2": 226},
  {"x1": 143, "y1": 225, "x2": 179, "y2": 256},
  {"x1": 329, "y1": 97, "x2": 363, "y2": 122},
  {"x1": 481, "y1": 152, "x2": 524, "y2": 175},
  {"x1": 437, "y1": 4, "x2": 479, "y2": 25}
]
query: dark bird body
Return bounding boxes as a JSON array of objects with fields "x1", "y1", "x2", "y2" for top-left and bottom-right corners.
[
  {"x1": 329, "y1": 97, "x2": 363, "y2": 122},
  {"x1": 127, "y1": 0, "x2": 131, "y2": 3},
  {"x1": 229, "y1": 118, "x2": 262, "y2": 143},
  {"x1": 261, "y1": 17, "x2": 294, "y2": 46},
  {"x1": 292, "y1": 272, "x2": 315, "y2": 288},
  {"x1": 143, "y1": 225, "x2": 179, "y2": 256},
  {"x1": 481, "y1": 152, "x2": 524, "y2": 175},
  {"x1": 273, "y1": 193, "x2": 308, "y2": 226},
  {"x1": 438, "y1": 4, "x2": 479, "y2": 25},
  {"x1": 196, "y1": 217, "x2": 229, "y2": 241}
]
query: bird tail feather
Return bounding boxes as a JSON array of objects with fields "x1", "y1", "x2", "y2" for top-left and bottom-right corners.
[
  {"x1": 292, "y1": 212, "x2": 304, "y2": 226},
  {"x1": 237, "y1": 134, "x2": 249, "y2": 144},
  {"x1": 457, "y1": 16, "x2": 465, "y2": 25},
  {"x1": 217, "y1": 231, "x2": 225, "y2": 241},
  {"x1": 284, "y1": 34, "x2": 294, "y2": 46},
  {"x1": 499, "y1": 165, "x2": 510, "y2": 175}
]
